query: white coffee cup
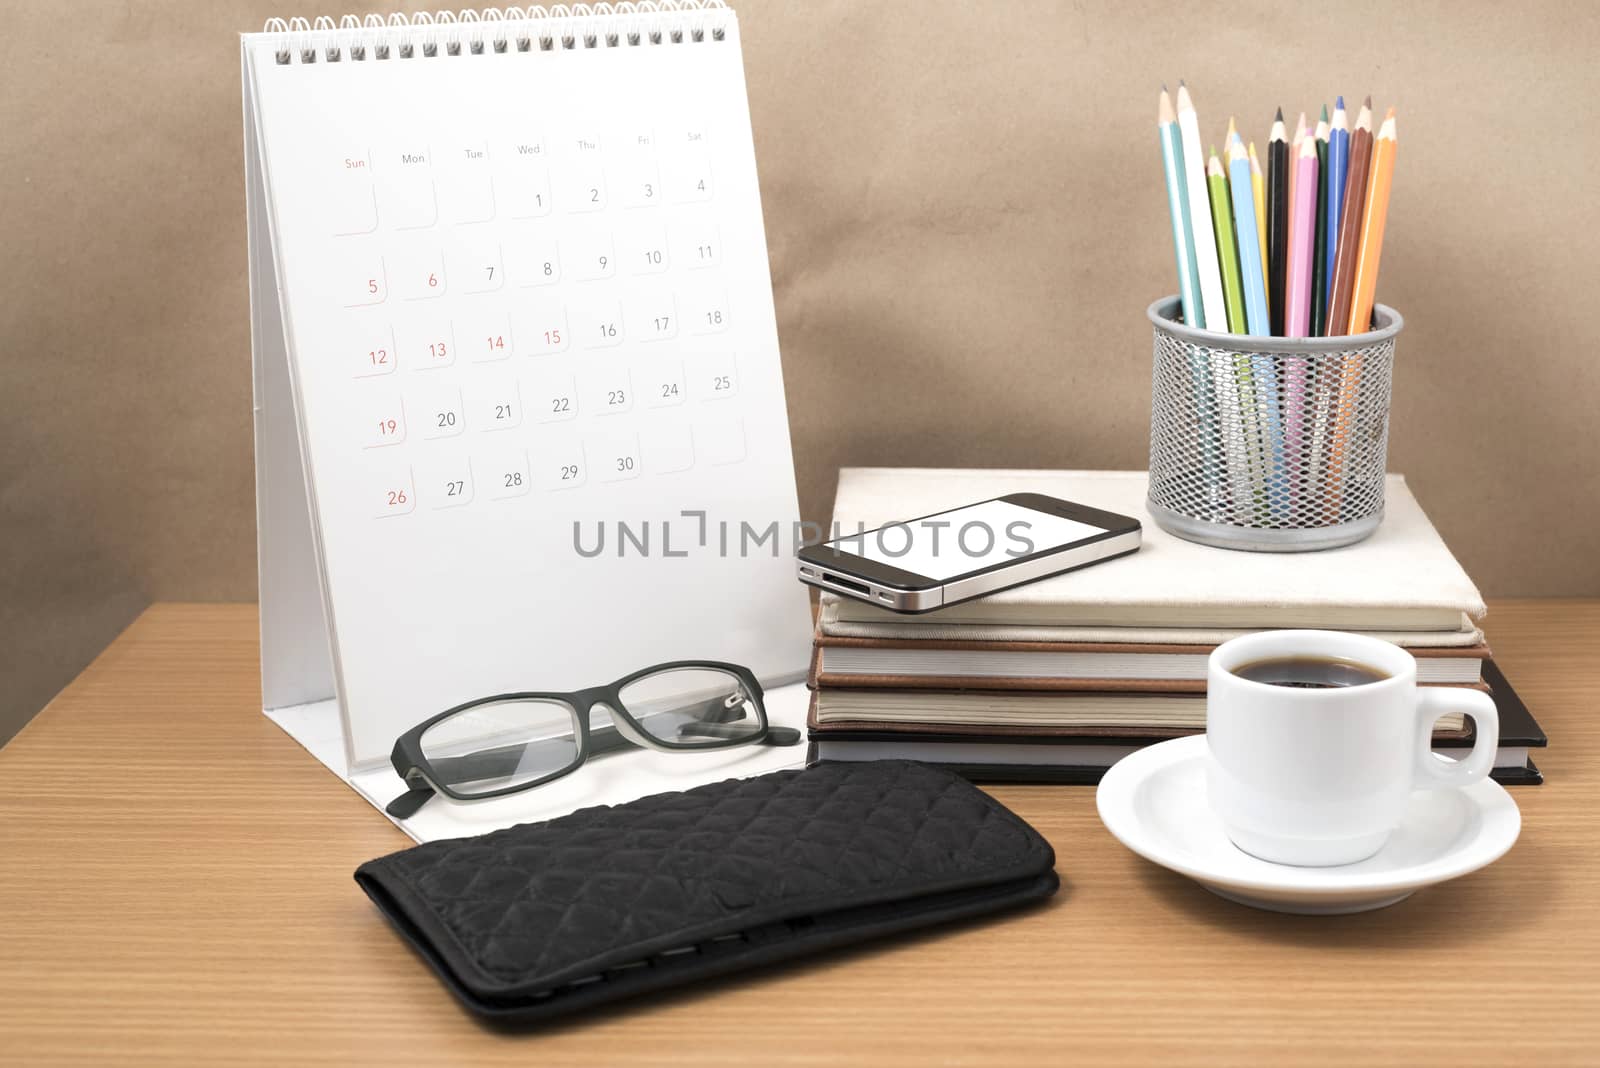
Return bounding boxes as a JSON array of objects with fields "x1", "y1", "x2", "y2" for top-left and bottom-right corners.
[{"x1": 1206, "y1": 629, "x2": 1499, "y2": 867}]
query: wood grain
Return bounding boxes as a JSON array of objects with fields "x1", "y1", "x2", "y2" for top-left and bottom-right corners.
[{"x1": 1, "y1": 602, "x2": 1596, "y2": 1064}]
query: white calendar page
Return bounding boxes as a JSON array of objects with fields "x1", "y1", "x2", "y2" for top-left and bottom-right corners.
[{"x1": 244, "y1": 8, "x2": 812, "y2": 770}]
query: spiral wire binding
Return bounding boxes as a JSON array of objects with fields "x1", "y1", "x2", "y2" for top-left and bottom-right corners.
[{"x1": 262, "y1": 2, "x2": 728, "y2": 64}]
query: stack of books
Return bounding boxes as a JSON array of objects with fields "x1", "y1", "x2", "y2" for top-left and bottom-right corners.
[{"x1": 806, "y1": 469, "x2": 1546, "y2": 785}]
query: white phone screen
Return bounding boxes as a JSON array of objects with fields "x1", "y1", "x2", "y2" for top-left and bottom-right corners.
[{"x1": 837, "y1": 500, "x2": 1107, "y2": 581}]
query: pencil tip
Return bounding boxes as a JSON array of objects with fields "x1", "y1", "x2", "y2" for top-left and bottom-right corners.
[
  {"x1": 1274, "y1": 106, "x2": 1284, "y2": 120},
  {"x1": 1161, "y1": 82, "x2": 1168, "y2": 92},
  {"x1": 1363, "y1": 94, "x2": 1373, "y2": 108},
  {"x1": 1385, "y1": 105, "x2": 1396, "y2": 118},
  {"x1": 1179, "y1": 78, "x2": 1187, "y2": 87},
  {"x1": 1320, "y1": 103, "x2": 1329, "y2": 120},
  {"x1": 1336, "y1": 94, "x2": 1345, "y2": 109}
]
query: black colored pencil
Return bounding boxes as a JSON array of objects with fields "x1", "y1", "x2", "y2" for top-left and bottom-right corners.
[
  {"x1": 1267, "y1": 109, "x2": 1289, "y2": 336},
  {"x1": 1311, "y1": 110, "x2": 1330, "y2": 336}
]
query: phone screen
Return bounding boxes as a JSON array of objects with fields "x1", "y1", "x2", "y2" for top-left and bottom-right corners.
[{"x1": 831, "y1": 499, "x2": 1109, "y2": 580}]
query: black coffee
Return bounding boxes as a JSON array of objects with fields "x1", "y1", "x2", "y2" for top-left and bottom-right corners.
[{"x1": 1232, "y1": 655, "x2": 1390, "y2": 689}]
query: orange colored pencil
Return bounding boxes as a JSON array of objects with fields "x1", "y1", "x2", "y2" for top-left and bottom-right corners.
[{"x1": 1346, "y1": 108, "x2": 1398, "y2": 334}]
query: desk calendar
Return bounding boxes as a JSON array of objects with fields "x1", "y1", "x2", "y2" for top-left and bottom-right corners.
[{"x1": 243, "y1": 2, "x2": 813, "y2": 785}]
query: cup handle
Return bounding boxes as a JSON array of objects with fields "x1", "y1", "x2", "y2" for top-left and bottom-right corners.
[{"x1": 1413, "y1": 686, "x2": 1499, "y2": 790}]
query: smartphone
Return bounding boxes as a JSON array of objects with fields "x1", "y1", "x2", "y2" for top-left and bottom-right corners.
[{"x1": 795, "y1": 493, "x2": 1141, "y2": 613}]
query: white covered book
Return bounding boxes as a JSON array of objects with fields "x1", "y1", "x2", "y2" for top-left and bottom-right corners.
[{"x1": 819, "y1": 469, "x2": 1484, "y2": 643}]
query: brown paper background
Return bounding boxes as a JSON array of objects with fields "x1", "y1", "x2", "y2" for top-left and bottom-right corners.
[{"x1": 2, "y1": 1, "x2": 1596, "y2": 744}]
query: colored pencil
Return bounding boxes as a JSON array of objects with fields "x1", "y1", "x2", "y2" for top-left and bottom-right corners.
[
  {"x1": 1159, "y1": 87, "x2": 1220, "y2": 498},
  {"x1": 1157, "y1": 87, "x2": 1203, "y2": 329},
  {"x1": 1229, "y1": 134, "x2": 1280, "y2": 517},
  {"x1": 1222, "y1": 119, "x2": 1260, "y2": 514},
  {"x1": 1311, "y1": 108, "x2": 1330, "y2": 336},
  {"x1": 1324, "y1": 98, "x2": 1378, "y2": 522},
  {"x1": 1287, "y1": 111, "x2": 1307, "y2": 295},
  {"x1": 1176, "y1": 83, "x2": 1226, "y2": 331},
  {"x1": 1314, "y1": 100, "x2": 1347, "y2": 507},
  {"x1": 1205, "y1": 147, "x2": 1264, "y2": 516},
  {"x1": 1285, "y1": 135, "x2": 1319, "y2": 338},
  {"x1": 1207, "y1": 149, "x2": 1247, "y2": 333},
  {"x1": 1228, "y1": 137, "x2": 1270, "y2": 336},
  {"x1": 1325, "y1": 96, "x2": 1350, "y2": 307},
  {"x1": 1325, "y1": 98, "x2": 1373, "y2": 337},
  {"x1": 1267, "y1": 109, "x2": 1288, "y2": 335},
  {"x1": 1281, "y1": 133, "x2": 1319, "y2": 517},
  {"x1": 1249, "y1": 142, "x2": 1269, "y2": 320},
  {"x1": 1347, "y1": 108, "x2": 1397, "y2": 334}
]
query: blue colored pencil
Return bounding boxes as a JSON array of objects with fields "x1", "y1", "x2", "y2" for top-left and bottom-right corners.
[
  {"x1": 1158, "y1": 87, "x2": 1204, "y2": 328},
  {"x1": 1159, "y1": 86, "x2": 1219, "y2": 507},
  {"x1": 1324, "y1": 96, "x2": 1350, "y2": 314},
  {"x1": 1229, "y1": 132, "x2": 1280, "y2": 519},
  {"x1": 1227, "y1": 135, "x2": 1270, "y2": 336}
]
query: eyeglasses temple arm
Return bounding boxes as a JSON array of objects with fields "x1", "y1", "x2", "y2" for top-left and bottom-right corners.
[
  {"x1": 384, "y1": 785, "x2": 436, "y2": 819},
  {"x1": 676, "y1": 722, "x2": 801, "y2": 746}
]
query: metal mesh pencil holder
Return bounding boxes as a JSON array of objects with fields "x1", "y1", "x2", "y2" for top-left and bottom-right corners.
[{"x1": 1145, "y1": 297, "x2": 1404, "y2": 552}]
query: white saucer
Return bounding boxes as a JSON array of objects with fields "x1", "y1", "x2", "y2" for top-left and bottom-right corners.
[{"x1": 1096, "y1": 735, "x2": 1522, "y2": 914}]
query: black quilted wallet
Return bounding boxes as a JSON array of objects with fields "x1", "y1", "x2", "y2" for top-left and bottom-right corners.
[{"x1": 355, "y1": 760, "x2": 1058, "y2": 1024}]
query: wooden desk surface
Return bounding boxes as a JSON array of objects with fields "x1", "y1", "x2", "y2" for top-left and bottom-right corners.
[{"x1": 2, "y1": 602, "x2": 1597, "y2": 1064}]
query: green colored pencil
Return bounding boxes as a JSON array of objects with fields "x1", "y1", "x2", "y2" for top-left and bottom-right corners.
[
  {"x1": 1208, "y1": 145, "x2": 1265, "y2": 519},
  {"x1": 1206, "y1": 149, "x2": 1247, "y2": 333}
]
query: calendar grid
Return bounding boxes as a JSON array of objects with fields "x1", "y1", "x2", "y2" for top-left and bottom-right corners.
[
  {"x1": 330, "y1": 124, "x2": 743, "y2": 518},
  {"x1": 248, "y1": 2, "x2": 814, "y2": 767}
]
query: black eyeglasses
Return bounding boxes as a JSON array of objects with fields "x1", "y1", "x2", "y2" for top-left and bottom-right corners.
[{"x1": 385, "y1": 661, "x2": 800, "y2": 819}]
